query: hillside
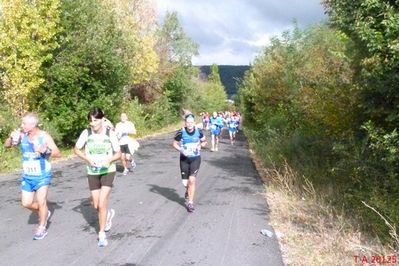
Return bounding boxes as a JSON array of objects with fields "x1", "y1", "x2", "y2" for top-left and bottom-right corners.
[{"x1": 198, "y1": 65, "x2": 250, "y2": 97}]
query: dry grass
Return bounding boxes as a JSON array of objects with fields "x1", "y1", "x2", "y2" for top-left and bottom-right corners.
[{"x1": 250, "y1": 153, "x2": 396, "y2": 266}]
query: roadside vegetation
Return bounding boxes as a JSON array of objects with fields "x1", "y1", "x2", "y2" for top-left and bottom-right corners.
[
  {"x1": 252, "y1": 153, "x2": 395, "y2": 265},
  {"x1": 2, "y1": 0, "x2": 399, "y2": 263},
  {"x1": 238, "y1": 0, "x2": 399, "y2": 262},
  {"x1": 0, "y1": 1, "x2": 227, "y2": 172}
]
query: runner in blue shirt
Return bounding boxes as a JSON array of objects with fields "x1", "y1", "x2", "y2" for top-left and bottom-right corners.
[
  {"x1": 228, "y1": 114, "x2": 239, "y2": 145},
  {"x1": 4, "y1": 113, "x2": 61, "y2": 240},
  {"x1": 173, "y1": 114, "x2": 207, "y2": 212},
  {"x1": 209, "y1": 112, "x2": 224, "y2": 151}
]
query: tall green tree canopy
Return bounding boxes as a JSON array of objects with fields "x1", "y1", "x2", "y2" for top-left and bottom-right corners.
[
  {"x1": 323, "y1": 0, "x2": 399, "y2": 129},
  {"x1": 32, "y1": 0, "x2": 129, "y2": 144},
  {"x1": 208, "y1": 64, "x2": 222, "y2": 85},
  {"x1": 156, "y1": 11, "x2": 199, "y2": 67},
  {"x1": 0, "y1": 0, "x2": 60, "y2": 116}
]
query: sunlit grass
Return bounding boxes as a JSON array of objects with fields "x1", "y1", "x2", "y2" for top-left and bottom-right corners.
[{"x1": 0, "y1": 146, "x2": 75, "y2": 174}]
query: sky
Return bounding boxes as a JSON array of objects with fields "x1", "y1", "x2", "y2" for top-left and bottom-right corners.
[{"x1": 155, "y1": 0, "x2": 327, "y2": 65}]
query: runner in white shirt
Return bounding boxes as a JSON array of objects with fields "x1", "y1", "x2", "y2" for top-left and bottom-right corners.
[
  {"x1": 115, "y1": 113, "x2": 137, "y2": 175},
  {"x1": 74, "y1": 107, "x2": 121, "y2": 247}
]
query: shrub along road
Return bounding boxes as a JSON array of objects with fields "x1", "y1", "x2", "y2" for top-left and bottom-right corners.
[{"x1": 0, "y1": 130, "x2": 283, "y2": 266}]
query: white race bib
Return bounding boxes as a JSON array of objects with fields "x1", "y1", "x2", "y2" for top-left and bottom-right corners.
[
  {"x1": 23, "y1": 160, "x2": 42, "y2": 176},
  {"x1": 89, "y1": 154, "x2": 109, "y2": 167},
  {"x1": 184, "y1": 143, "x2": 199, "y2": 157}
]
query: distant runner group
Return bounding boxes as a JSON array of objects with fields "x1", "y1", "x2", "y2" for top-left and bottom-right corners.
[{"x1": 4, "y1": 107, "x2": 241, "y2": 247}]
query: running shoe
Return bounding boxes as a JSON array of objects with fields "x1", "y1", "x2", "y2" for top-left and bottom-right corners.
[
  {"x1": 33, "y1": 225, "x2": 48, "y2": 240},
  {"x1": 98, "y1": 232, "x2": 108, "y2": 247},
  {"x1": 186, "y1": 203, "x2": 195, "y2": 213},
  {"x1": 104, "y1": 208, "x2": 115, "y2": 232},
  {"x1": 215, "y1": 147, "x2": 219, "y2": 151},
  {"x1": 123, "y1": 168, "x2": 129, "y2": 176},
  {"x1": 131, "y1": 160, "x2": 137, "y2": 169}
]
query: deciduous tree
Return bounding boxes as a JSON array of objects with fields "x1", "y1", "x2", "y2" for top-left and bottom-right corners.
[{"x1": 0, "y1": 0, "x2": 60, "y2": 116}]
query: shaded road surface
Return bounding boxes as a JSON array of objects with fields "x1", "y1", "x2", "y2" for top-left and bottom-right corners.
[{"x1": 0, "y1": 129, "x2": 283, "y2": 266}]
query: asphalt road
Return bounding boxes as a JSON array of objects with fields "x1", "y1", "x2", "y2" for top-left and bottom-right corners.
[{"x1": 0, "y1": 129, "x2": 283, "y2": 266}]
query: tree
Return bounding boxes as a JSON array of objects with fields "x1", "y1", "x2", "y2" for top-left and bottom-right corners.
[
  {"x1": 31, "y1": 0, "x2": 129, "y2": 144},
  {"x1": 156, "y1": 11, "x2": 199, "y2": 109},
  {"x1": 0, "y1": 0, "x2": 60, "y2": 116},
  {"x1": 102, "y1": 0, "x2": 160, "y2": 86},
  {"x1": 323, "y1": 1, "x2": 399, "y2": 242},
  {"x1": 156, "y1": 11, "x2": 199, "y2": 67},
  {"x1": 208, "y1": 64, "x2": 222, "y2": 85},
  {"x1": 323, "y1": 0, "x2": 399, "y2": 129}
]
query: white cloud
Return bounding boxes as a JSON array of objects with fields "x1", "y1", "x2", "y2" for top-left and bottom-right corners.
[{"x1": 155, "y1": 0, "x2": 326, "y2": 65}]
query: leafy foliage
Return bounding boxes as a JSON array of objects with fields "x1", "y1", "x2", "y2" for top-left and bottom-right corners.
[
  {"x1": 208, "y1": 64, "x2": 222, "y2": 85},
  {"x1": 321, "y1": 0, "x2": 399, "y2": 243},
  {"x1": 156, "y1": 11, "x2": 199, "y2": 66},
  {"x1": 0, "y1": 0, "x2": 60, "y2": 116},
  {"x1": 0, "y1": 1, "x2": 230, "y2": 163},
  {"x1": 31, "y1": 0, "x2": 129, "y2": 144},
  {"x1": 102, "y1": 0, "x2": 159, "y2": 86},
  {"x1": 323, "y1": 0, "x2": 399, "y2": 129}
]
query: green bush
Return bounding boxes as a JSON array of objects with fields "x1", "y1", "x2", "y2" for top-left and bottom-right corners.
[
  {"x1": 31, "y1": 0, "x2": 128, "y2": 145},
  {"x1": 122, "y1": 96, "x2": 179, "y2": 137},
  {"x1": 238, "y1": 23, "x2": 399, "y2": 245}
]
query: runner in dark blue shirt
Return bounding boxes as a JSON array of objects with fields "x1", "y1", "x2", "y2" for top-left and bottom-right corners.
[{"x1": 173, "y1": 114, "x2": 207, "y2": 212}]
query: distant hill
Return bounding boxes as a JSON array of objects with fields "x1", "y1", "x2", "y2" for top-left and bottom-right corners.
[{"x1": 198, "y1": 65, "x2": 250, "y2": 97}]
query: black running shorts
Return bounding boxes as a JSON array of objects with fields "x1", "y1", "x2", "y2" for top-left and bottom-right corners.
[
  {"x1": 180, "y1": 156, "x2": 201, "y2": 180},
  {"x1": 120, "y1": 144, "x2": 131, "y2": 154}
]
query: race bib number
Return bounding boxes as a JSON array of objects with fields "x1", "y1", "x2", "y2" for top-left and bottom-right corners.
[
  {"x1": 23, "y1": 160, "x2": 42, "y2": 176},
  {"x1": 229, "y1": 123, "x2": 236, "y2": 128},
  {"x1": 211, "y1": 124, "x2": 217, "y2": 130},
  {"x1": 183, "y1": 143, "x2": 199, "y2": 157},
  {"x1": 89, "y1": 154, "x2": 109, "y2": 167}
]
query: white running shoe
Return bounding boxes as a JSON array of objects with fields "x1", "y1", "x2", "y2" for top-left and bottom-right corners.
[
  {"x1": 104, "y1": 209, "x2": 115, "y2": 232},
  {"x1": 123, "y1": 168, "x2": 129, "y2": 176},
  {"x1": 98, "y1": 232, "x2": 108, "y2": 247},
  {"x1": 33, "y1": 225, "x2": 48, "y2": 240}
]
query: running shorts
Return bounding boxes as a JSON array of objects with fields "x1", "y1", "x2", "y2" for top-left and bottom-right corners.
[
  {"x1": 180, "y1": 156, "x2": 201, "y2": 180},
  {"x1": 120, "y1": 144, "x2": 131, "y2": 154},
  {"x1": 21, "y1": 176, "x2": 51, "y2": 192},
  {"x1": 87, "y1": 172, "x2": 116, "y2": 190}
]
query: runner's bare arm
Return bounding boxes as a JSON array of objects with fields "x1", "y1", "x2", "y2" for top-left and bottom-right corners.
[
  {"x1": 173, "y1": 140, "x2": 181, "y2": 152},
  {"x1": 200, "y1": 137, "x2": 207, "y2": 148},
  {"x1": 44, "y1": 133, "x2": 61, "y2": 158},
  {"x1": 106, "y1": 151, "x2": 121, "y2": 166},
  {"x1": 4, "y1": 129, "x2": 21, "y2": 148},
  {"x1": 4, "y1": 136, "x2": 12, "y2": 148},
  {"x1": 74, "y1": 146, "x2": 93, "y2": 165}
]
